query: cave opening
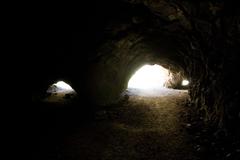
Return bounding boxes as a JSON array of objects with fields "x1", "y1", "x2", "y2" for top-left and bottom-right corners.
[
  {"x1": 181, "y1": 80, "x2": 189, "y2": 86},
  {"x1": 126, "y1": 64, "x2": 188, "y2": 97},
  {"x1": 48, "y1": 81, "x2": 74, "y2": 92},
  {"x1": 44, "y1": 80, "x2": 77, "y2": 103},
  {"x1": 128, "y1": 64, "x2": 171, "y2": 89}
]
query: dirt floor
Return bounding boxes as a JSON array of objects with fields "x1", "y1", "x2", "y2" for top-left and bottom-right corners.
[{"x1": 31, "y1": 89, "x2": 204, "y2": 160}]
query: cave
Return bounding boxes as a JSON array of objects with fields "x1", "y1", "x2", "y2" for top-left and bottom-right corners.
[{"x1": 29, "y1": 0, "x2": 240, "y2": 159}]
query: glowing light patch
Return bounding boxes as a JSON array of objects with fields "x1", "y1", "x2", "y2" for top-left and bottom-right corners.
[
  {"x1": 55, "y1": 81, "x2": 73, "y2": 90},
  {"x1": 128, "y1": 64, "x2": 171, "y2": 89},
  {"x1": 45, "y1": 81, "x2": 76, "y2": 102},
  {"x1": 182, "y1": 80, "x2": 189, "y2": 86}
]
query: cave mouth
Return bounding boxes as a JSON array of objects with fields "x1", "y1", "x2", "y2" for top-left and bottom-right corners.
[
  {"x1": 182, "y1": 80, "x2": 189, "y2": 86},
  {"x1": 128, "y1": 64, "x2": 172, "y2": 90},
  {"x1": 47, "y1": 81, "x2": 75, "y2": 93},
  {"x1": 44, "y1": 81, "x2": 77, "y2": 103},
  {"x1": 126, "y1": 64, "x2": 186, "y2": 97}
]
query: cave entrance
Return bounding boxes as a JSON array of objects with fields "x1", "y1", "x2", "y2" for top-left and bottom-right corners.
[
  {"x1": 126, "y1": 64, "x2": 176, "y2": 97},
  {"x1": 128, "y1": 64, "x2": 171, "y2": 89},
  {"x1": 44, "y1": 81, "x2": 77, "y2": 103}
]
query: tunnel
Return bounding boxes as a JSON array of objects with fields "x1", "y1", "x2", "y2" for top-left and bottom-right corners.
[{"x1": 30, "y1": 0, "x2": 240, "y2": 159}]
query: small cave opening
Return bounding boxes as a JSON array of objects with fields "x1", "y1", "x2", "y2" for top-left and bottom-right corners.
[
  {"x1": 181, "y1": 80, "x2": 189, "y2": 86},
  {"x1": 44, "y1": 80, "x2": 77, "y2": 103}
]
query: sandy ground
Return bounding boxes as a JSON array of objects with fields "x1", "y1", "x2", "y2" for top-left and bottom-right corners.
[
  {"x1": 43, "y1": 90, "x2": 77, "y2": 103},
  {"x1": 32, "y1": 88, "x2": 200, "y2": 160},
  {"x1": 124, "y1": 88, "x2": 188, "y2": 97}
]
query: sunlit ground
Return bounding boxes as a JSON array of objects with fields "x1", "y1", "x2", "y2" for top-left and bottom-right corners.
[
  {"x1": 125, "y1": 88, "x2": 188, "y2": 97},
  {"x1": 127, "y1": 64, "x2": 188, "y2": 97},
  {"x1": 44, "y1": 81, "x2": 77, "y2": 103}
]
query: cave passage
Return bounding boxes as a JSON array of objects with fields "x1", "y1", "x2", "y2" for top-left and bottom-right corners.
[
  {"x1": 30, "y1": 0, "x2": 240, "y2": 159},
  {"x1": 32, "y1": 83, "x2": 194, "y2": 160}
]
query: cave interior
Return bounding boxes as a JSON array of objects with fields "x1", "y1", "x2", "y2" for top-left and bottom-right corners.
[{"x1": 30, "y1": 0, "x2": 240, "y2": 159}]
